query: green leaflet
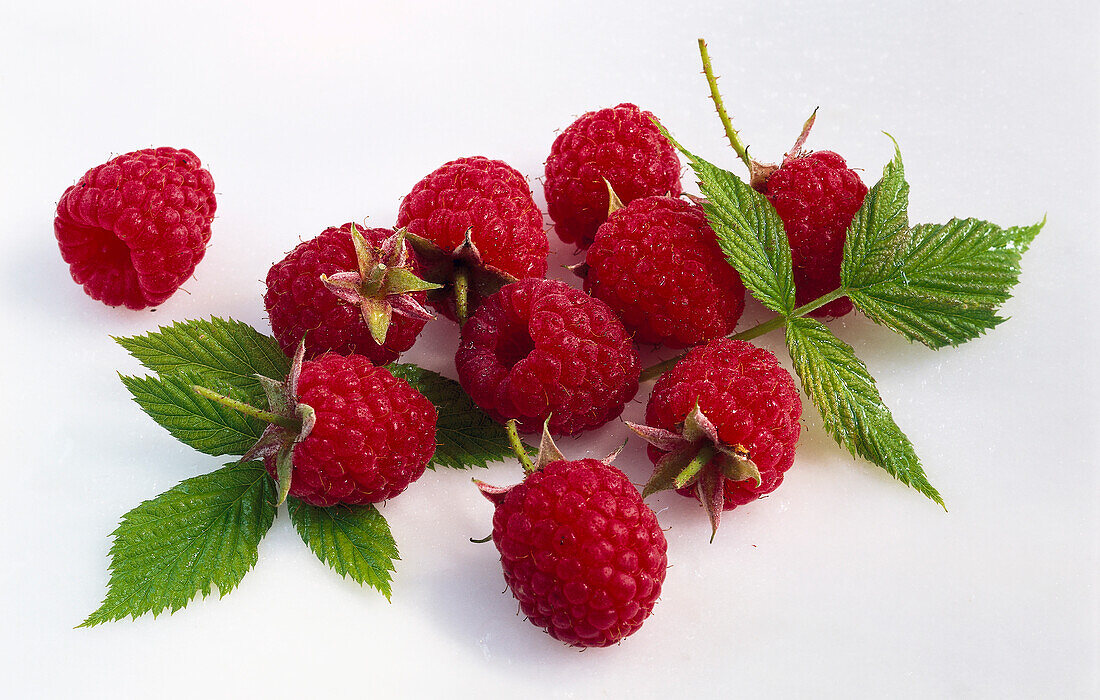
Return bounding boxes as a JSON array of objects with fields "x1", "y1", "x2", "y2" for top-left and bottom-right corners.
[
  {"x1": 841, "y1": 139, "x2": 1044, "y2": 348},
  {"x1": 845, "y1": 217, "x2": 1045, "y2": 348},
  {"x1": 115, "y1": 317, "x2": 290, "y2": 404},
  {"x1": 81, "y1": 462, "x2": 277, "y2": 627},
  {"x1": 120, "y1": 373, "x2": 265, "y2": 456},
  {"x1": 655, "y1": 123, "x2": 797, "y2": 315},
  {"x1": 386, "y1": 363, "x2": 534, "y2": 469},
  {"x1": 288, "y1": 499, "x2": 399, "y2": 600},
  {"x1": 784, "y1": 317, "x2": 943, "y2": 508},
  {"x1": 841, "y1": 135, "x2": 911, "y2": 288}
]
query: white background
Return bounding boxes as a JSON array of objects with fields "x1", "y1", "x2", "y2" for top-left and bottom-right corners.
[{"x1": 1, "y1": 1, "x2": 1096, "y2": 697}]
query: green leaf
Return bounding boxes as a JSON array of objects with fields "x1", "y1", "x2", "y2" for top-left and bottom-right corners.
[
  {"x1": 288, "y1": 499, "x2": 398, "y2": 599},
  {"x1": 846, "y1": 217, "x2": 1045, "y2": 348},
  {"x1": 115, "y1": 318, "x2": 290, "y2": 403},
  {"x1": 655, "y1": 124, "x2": 797, "y2": 315},
  {"x1": 120, "y1": 373, "x2": 265, "y2": 456},
  {"x1": 841, "y1": 135, "x2": 911, "y2": 288},
  {"x1": 840, "y1": 139, "x2": 1044, "y2": 348},
  {"x1": 81, "y1": 462, "x2": 276, "y2": 627},
  {"x1": 386, "y1": 363, "x2": 534, "y2": 469},
  {"x1": 784, "y1": 317, "x2": 944, "y2": 508}
]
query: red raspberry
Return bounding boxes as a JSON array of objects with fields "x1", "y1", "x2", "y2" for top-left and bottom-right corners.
[
  {"x1": 54, "y1": 147, "x2": 216, "y2": 309},
  {"x1": 396, "y1": 156, "x2": 548, "y2": 320},
  {"x1": 584, "y1": 195, "x2": 746, "y2": 348},
  {"x1": 631, "y1": 339, "x2": 801, "y2": 534},
  {"x1": 264, "y1": 224, "x2": 432, "y2": 364},
  {"x1": 266, "y1": 353, "x2": 436, "y2": 507},
  {"x1": 477, "y1": 451, "x2": 667, "y2": 647},
  {"x1": 761, "y1": 151, "x2": 867, "y2": 317},
  {"x1": 456, "y1": 279, "x2": 640, "y2": 436},
  {"x1": 545, "y1": 103, "x2": 682, "y2": 248}
]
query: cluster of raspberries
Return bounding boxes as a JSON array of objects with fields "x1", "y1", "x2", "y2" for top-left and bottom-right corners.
[{"x1": 56, "y1": 102, "x2": 865, "y2": 649}]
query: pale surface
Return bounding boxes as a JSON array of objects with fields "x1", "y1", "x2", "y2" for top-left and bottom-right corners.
[{"x1": 1, "y1": 1, "x2": 1096, "y2": 697}]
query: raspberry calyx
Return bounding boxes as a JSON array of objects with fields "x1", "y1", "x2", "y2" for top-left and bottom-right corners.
[
  {"x1": 319, "y1": 226, "x2": 440, "y2": 344},
  {"x1": 627, "y1": 404, "x2": 760, "y2": 540},
  {"x1": 405, "y1": 228, "x2": 516, "y2": 325},
  {"x1": 191, "y1": 340, "x2": 316, "y2": 505}
]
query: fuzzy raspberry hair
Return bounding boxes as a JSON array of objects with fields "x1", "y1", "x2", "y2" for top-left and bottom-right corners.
[
  {"x1": 54, "y1": 147, "x2": 216, "y2": 309},
  {"x1": 272, "y1": 353, "x2": 437, "y2": 507},
  {"x1": 480, "y1": 458, "x2": 667, "y2": 647},
  {"x1": 584, "y1": 195, "x2": 745, "y2": 348},
  {"x1": 455, "y1": 279, "x2": 640, "y2": 436},
  {"x1": 264, "y1": 224, "x2": 427, "y2": 363},
  {"x1": 761, "y1": 151, "x2": 867, "y2": 318},
  {"x1": 545, "y1": 103, "x2": 682, "y2": 248},
  {"x1": 645, "y1": 339, "x2": 802, "y2": 510}
]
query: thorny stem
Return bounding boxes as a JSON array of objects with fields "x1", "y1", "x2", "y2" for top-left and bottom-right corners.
[
  {"x1": 454, "y1": 266, "x2": 470, "y2": 327},
  {"x1": 191, "y1": 385, "x2": 301, "y2": 431},
  {"x1": 639, "y1": 287, "x2": 849, "y2": 382},
  {"x1": 505, "y1": 420, "x2": 535, "y2": 474},
  {"x1": 698, "y1": 38, "x2": 753, "y2": 174}
]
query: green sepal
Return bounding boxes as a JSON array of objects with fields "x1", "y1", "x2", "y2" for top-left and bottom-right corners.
[
  {"x1": 717, "y1": 450, "x2": 761, "y2": 487},
  {"x1": 361, "y1": 297, "x2": 393, "y2": 346},
  {"x1": 641, "y1": 445, "x2": 697, "y2": 498},
  {"x1": 384, "y1": 267, "x2": 444, "y2": 295}
]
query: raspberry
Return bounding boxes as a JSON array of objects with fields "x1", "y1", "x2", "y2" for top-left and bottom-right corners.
[
  {"x1": 396, "y1": 156, "x2": 549, "y2": 321},
  {"x1": 264, "y1": 224, "x2": 434, "y2": 363},
  {"x1": 760, "y1": 151, "x2": 867, "y2": 318},
  {"x1": 476, "y1": 429, "x2": 667, "y2": 647},
  {"x1": 583, "y1": 195, "x2": 746, "y2": 348},
  {"x1": 271, "y1": 353, "x2": 436, "y2": 506},
  {"x1": 629, "y1": 339, "x2": 801, "y2": 535},
  {"x1": 544, "y1": 103, "x2": 682, "y2": 248},
  {"x1": 54, "y1": 147, "x2": 216, "y2": 309},
  {"x1": 455, "y1": 279, "x2": 640, "y2": 436}
]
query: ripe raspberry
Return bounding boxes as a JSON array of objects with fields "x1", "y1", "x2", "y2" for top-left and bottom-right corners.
[
  {"x1": 455, "y1": 279, "x2": 640, "y2": 436},
  {"x1": 396, "y1": 156, "x2": 549, "y2": 321},
  {"x1": 544, "y1": 103, "x2": 682, "y2": 248},
  {"x1": 760, "y1": 151, "x2": 867, "y2": 318},
  {"x1": 630, "y1": 339, "x2": 801, "y2": 535},
  {"x1": 476, "y1": 427, "x2": 667, "y2": 647},
  {"x1": 54, "y1": 147, "x2": 216, "y2": 309},
  {"x1": 271, "y1": 352, "x2": 436, "y2": 506},
  {"x1": 583, "y1": 195, "x2": 746, "y2": 348},
  {"x1": 264, "y1": 224, "x2": 435, "y2": 364}
]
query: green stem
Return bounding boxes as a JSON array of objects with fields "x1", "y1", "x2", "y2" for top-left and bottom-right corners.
[
  {"x1": 698, "y1": 38, "x2": 753, "y2": 174},
  {"x1": 675, "y1": 445, "x2": 716, "y2": 489},
  {"x1": 505, "y1": 420, "x2": 534, "y2": 474},
  {"x1": 191, "y1": 385, "x2": 300, "y2": 431},
  {"x1": 639, "y1": 287, "x2": 849, "y2": 382},
  {"x1": 788, "y1": 286, "x2": 847, "y2": 318},
  {"x1": 454, "y1": 266, "x2": 470, "y2": 327}
]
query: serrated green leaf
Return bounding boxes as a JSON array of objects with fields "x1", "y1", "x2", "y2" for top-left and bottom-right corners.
[
  {"x1": 846, "y1": 217, "x2": 1045, "y2": 348},
  {"x1": 386, "y1": 363, "x2": 534, "y2": 469},
  {"x1": 655, "y1": 124, "x2": 797, "y2": 315},
  {"x1": 115, "y1": 318, "x2": 290, "y2": 403},
  {"x1": 784, "y1": 317, "x2": 943, "y2": 508},
  {"x1": 840, "y1": 139, "x2": 1043, "y2": 348},
  {"x1": 287, "y1": 499, "x2": 398, "y2": 599},
  {"x1": 121, "y1": 373, "x2": 265, "y2": 456},
  {"x1": 81, "y1": 462, "x2": 276, "y2": 627},
  {"x1": 841, "y1": 135, "x2": 910, "y2": 287}
]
